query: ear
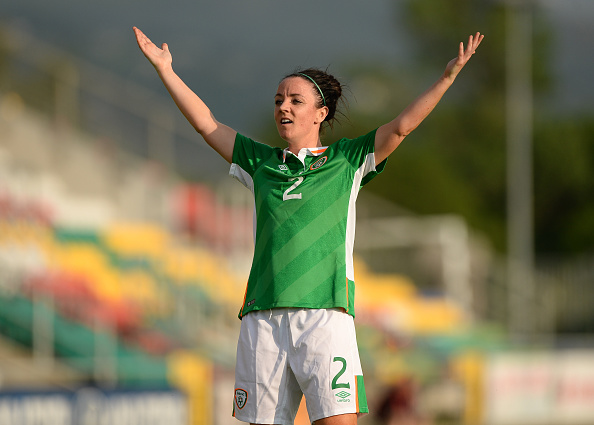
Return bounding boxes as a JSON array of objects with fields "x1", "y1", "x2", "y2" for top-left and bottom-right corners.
[{"x1": 315, "y1": 106, "x2": 329, "y2": 124}]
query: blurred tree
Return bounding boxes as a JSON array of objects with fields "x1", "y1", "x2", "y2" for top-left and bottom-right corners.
[
  {"x1": 533, "y1": 117, "x2": 594, "y2": 253},
  {"x1": 353, "y1": 0, "x2": 550, "y2": 253},
  {"x1": 0, "y1": 28, "x2": 14, "y2": 97},
  {"x1": 339, "y1": 0, "x2": 593, "y2": 256},
  {"x1": 393, "y1": 0, "x2": 594, "y2": 256},
  {"x1": 0, "y1": 26, "x2": 65, "y2": 117}
]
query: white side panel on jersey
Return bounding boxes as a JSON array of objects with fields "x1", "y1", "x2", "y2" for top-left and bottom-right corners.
[
  {"x1": 344, "y1": 153, "x2": 377, "y2": 281},
  {"x1": 229, "y1": 163, "x2": 254, "y2": 192},
  {"x1": 229, "y1": 163, "x2": 258, "y2": 245}
]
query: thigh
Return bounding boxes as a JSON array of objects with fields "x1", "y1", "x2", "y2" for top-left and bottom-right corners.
[
  {"x1": 288, "y1": 309, "x2": 368, "y2": 423},
  {"x1": 233, "y1": 310, "x2": 303, "y2": 424},
  {"x1": 314, "y1": 413, "x2": 358, "y2": 425}
]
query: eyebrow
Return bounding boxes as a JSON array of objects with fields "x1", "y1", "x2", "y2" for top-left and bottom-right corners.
[{"x1": 275, "y1": 93, "x2": 305, "y2": 98}]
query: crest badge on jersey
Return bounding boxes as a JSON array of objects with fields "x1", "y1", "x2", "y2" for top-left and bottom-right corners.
[
  {"x1": 310, "y1": 156, "x2": 328, "y2": 170},
  {"x1": 235, "y1": 388, "x2": 248, "y2": 409}
]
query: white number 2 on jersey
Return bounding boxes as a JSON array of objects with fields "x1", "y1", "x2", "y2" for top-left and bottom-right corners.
[{"x1": 283, "y1": 177, "x2": 304, "y2": 201}]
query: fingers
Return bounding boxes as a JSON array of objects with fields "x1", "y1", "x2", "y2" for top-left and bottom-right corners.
[
  {"x1": 470, "y1": 32, "x2": 484, "y2": 52},
  {"x1": 476, "y1": 33, "x2": 485, "y2": 49},
  {"x1": 133, "y1": 26, "x2": 155, "y2": 49},
  {"x1": 466, "y1": 34, "x2": 475, "y2": 56},
  {"x1": 462, "y1": 32, "x2": 484, "y2": 57},
  {"x1": 133, "y1": 27, "x2": 148, "y2": 47},
  {"x1": 133, "y1": 26, "x2": 146, "y2": 42}
]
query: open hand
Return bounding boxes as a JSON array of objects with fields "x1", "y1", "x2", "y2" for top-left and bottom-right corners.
[
  {"x1": 133, "y1": 26, "x2": 172, "y2": 71},
  {"x1": 444, "y1": 32, "x2": 484, "y2": 80}
]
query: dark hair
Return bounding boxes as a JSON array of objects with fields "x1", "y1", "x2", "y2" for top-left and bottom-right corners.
[{"x1": 283, "y1": 67, "x2": 345, "y2": 131}]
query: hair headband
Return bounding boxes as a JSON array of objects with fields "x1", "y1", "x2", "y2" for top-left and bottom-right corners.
[{"x1": 298, "y1": 73, "x2": 326, "y2": 106}]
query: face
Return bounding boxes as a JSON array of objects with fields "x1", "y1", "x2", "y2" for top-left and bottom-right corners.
[{"x1": 274, "y1": 76, "x2": 328, "y2": 145}]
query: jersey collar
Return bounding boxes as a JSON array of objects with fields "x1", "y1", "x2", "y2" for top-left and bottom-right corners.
[{"x1": 282, "y1": 146, "x2": 328, "y2": 165}]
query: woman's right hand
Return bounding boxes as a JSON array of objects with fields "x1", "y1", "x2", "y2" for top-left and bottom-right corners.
[
  {"x1": 132, "y1": 26, "x2": 236, "y2": 163},
  {"x1": 133, "y1": 27, "x2": 172, "y2": 72}
]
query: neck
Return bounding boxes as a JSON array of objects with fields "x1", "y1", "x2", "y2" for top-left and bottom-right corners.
[{"x1": 286, "y1": 134, "x2": 323, "y2": 155}]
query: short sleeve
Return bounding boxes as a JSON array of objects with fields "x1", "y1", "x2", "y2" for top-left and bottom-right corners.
[
  {"x1": 337, "y1": 128, "x2": 387, "y2": 186},
  {"x1": 231, "y1": 133, "x2": 276, "y2": 176},
  {"x1": 230, "y1": 133, "x2": 276, "y2": 189}
]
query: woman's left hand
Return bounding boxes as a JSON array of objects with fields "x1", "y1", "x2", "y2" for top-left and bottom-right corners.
[{"x1": 444, "y1": 32, "x2": 484, "y2": 80}]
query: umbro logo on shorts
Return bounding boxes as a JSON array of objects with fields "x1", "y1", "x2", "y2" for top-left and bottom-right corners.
[
  {"x1": 335, "y1": 391, "x2": 351, "y2": 402},
  {"x1": 235, "y1": 388, "x2": 248, "y2": 409}
]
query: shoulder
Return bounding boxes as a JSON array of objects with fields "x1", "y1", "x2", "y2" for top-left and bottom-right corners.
[
  {"x1": 330, "y1": 128, "x2": 379, "y2": 164},
  {"x1": 232, "y1": 133, "x2": 283, "y2": 176},
  {"x1": 333, "y1": 128, "x2": 378, "y2": 150},
  {"x1": 234, "y1": 133, "x2": 281, "y2": 160}
]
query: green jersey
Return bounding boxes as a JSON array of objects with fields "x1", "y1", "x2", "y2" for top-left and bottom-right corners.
[{"x1": 230, "y1": 129, "x2": 386, "y2": 318}]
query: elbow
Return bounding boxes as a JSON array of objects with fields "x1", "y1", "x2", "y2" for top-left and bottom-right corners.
[
  {"x1": 395, "y1": 119, "x2": 422, "y2": 139},
  {"x1": 389, "y1": 117, "x2": 416, "y2": 139},
  {"x1": 393, "y1": 124, "x2": 412, "y2": 139},
  {"x1": 193, "y1": 113, "x2": 219, "y2": 136}
]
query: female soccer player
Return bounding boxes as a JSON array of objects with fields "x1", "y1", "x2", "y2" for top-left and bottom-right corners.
[{"x1": 133, "y1": 26, "x2": 483, "y2": 425}]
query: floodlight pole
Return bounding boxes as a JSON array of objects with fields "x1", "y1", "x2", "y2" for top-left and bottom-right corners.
[{"x1": 505, "y1": 0, "x2": 535, "y2": 336}]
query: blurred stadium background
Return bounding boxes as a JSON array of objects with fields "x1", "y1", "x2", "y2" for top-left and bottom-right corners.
[{"x1": 1, "y1": 1, "x2": 593, "y2": 425}]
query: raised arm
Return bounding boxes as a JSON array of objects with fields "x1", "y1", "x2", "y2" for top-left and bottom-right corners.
[
  {"x1": 374, "y1": 32, "x2": 484, "y2": 165},
  {"x1": 133, "y1": 27, "x2": 236, "y2": 163}
]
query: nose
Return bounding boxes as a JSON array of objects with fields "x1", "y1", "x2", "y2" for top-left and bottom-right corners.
[{"x1": 278, "y1": 99, "x2": 290, "y2": 112}]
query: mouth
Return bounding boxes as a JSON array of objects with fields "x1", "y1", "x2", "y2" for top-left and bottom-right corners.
[{"x1": 280, "y1": 118, "x2": 293, "y2": 125}]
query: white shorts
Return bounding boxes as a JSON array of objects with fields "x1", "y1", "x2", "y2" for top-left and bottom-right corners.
[{"x1": 232, "y1": 308, "x2": 368, "y2": 424}]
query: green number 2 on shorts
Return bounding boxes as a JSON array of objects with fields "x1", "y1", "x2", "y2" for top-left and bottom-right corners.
[{"x1": 332, "y1": 357, "x2": 351, "y2": 390}]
